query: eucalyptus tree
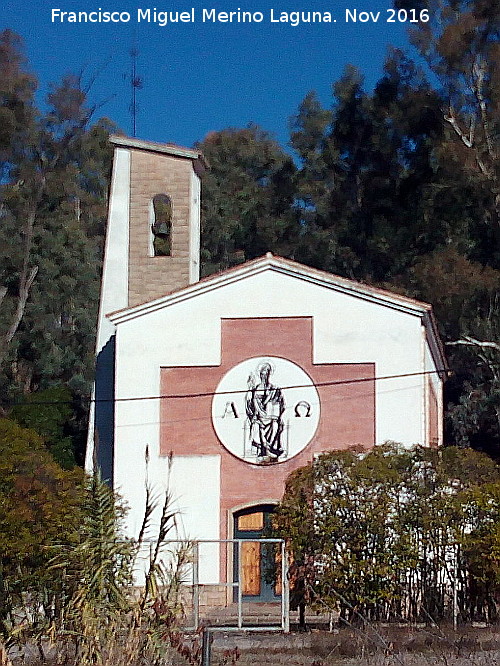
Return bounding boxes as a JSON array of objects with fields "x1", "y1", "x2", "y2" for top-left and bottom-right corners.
[
  {"x1": 0, "y1": 31, "x2": 113, "y2": 465},
  {"x1": 198, "y1": 124, "x2": 299, "y2": 275},
  {"x1": 391, "y1": 0, "x2": 500, "y2": 450}
]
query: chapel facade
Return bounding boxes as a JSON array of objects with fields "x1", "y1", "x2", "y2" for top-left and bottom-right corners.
[{"x1": 87, "y1": 135, "x2": 447, "y2": 605}]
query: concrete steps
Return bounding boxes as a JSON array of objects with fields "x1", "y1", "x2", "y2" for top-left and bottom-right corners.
[{"x1": 198, "y1": 602, "x2": 333, "y2": 628}]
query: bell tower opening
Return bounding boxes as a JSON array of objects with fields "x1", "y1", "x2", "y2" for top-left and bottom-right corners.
[{"x1": 151, "y1": 193, "x2": 172, "y2": 257}]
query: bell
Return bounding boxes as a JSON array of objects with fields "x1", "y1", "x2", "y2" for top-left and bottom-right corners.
[{"x1": 153, "y1": 222, "x2": 170, "y2": 236}]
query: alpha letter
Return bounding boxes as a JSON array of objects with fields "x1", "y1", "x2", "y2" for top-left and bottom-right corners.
[{"x1": 222, "y1": 402, "x2": 239, "y2": 418}]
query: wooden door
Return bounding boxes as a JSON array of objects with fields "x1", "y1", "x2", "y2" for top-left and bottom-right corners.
[
  {"x1": 234, "y1": 506, "x2": 280, "y2": 601},
  {"x1": 241, "y1": 541, "x2": 261, "y2": 595}
]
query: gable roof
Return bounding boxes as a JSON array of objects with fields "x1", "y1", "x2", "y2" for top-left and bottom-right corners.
[
  {"x1": 110, "y1": 135, "x2": 208, "y2": 172},
  {"x1": 108, "y1": 253, "x2": 448, "y2": 375}
]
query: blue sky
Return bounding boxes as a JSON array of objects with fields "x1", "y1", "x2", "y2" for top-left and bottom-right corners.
[{"x1": 3, "y1": 0, "x2": 415, "y2": 149}]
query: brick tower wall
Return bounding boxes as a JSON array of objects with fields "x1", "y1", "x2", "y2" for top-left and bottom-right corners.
[{"x1": 128, "y1": 148, "x2": 198, "y2": 307}]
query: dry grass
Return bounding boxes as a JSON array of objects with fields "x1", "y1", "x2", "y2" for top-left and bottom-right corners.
[
  {"x1": 309, "y1": 625, "x2": 500, "y2": 666},
  {"x1": 210, "y1": 624, "x2": 500, "y2": 666},
  {"x1": 325, "y1": 654, "x2": 500, "y2": 665}
]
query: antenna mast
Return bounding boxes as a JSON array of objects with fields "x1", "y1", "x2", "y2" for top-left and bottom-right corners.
[{"x1": 130, "y1": 41, "x2": 143, "y2": 137}]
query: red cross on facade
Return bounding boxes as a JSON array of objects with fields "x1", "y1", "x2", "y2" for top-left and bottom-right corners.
[{"x1": 160, "y1": 316, "x2": 375, "y2": 540}]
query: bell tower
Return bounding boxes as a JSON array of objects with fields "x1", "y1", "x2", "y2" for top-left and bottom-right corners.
[{"x1": 86, "y1": 135, "x2": 206, "y2": 476}]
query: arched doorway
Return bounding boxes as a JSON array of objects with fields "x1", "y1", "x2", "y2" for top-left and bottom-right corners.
[{"x1": 233, "y1": 504, "x2": 281, "y2": 602}]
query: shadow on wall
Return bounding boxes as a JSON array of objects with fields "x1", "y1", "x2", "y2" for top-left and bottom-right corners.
[{"x1": 94, "y1": 335, "x2": 115, "y2": 484}]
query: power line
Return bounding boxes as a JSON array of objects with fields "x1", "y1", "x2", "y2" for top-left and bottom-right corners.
[
  {"x1": 110, "y1": 382, "x2": 416, "y2": 429},
  {"x1": 9, "y1": 368, "x2": 449, "y2": 408}
]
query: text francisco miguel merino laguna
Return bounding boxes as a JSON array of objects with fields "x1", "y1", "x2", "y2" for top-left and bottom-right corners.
[{"x1": 51, "y1": 7, "x2": 408, "y2": 26}]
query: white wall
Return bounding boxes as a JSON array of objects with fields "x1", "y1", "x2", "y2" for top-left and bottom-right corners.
[
  {"x1": 95, "y1": 147, "x2": 131, "y2": 352},
  {"x1": 425, "y1": 342, "x2": 444, "y2": 445},
  {"x1": 189, "y1": 168, "x2": 201, "y2": 284},
  {"x1": 85, "y1": 147, "x2": 130, "y2": 473},
  {"x1": 112, "y1": 268, "x2": 442, "y2": 576}
]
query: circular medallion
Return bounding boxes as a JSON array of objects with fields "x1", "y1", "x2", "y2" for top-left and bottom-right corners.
[{"x1": 212, "y1": 357, "x2": 320, "y2": 464}]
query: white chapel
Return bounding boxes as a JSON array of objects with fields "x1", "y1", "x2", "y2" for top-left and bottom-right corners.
[{"x1": 87, "y1": 135, "x2": 447, "y2": 604}]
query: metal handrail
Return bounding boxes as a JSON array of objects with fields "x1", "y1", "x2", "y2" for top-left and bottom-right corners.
[{"x1": 138, "y1": 538, "x2": 289, "y2": 633}]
